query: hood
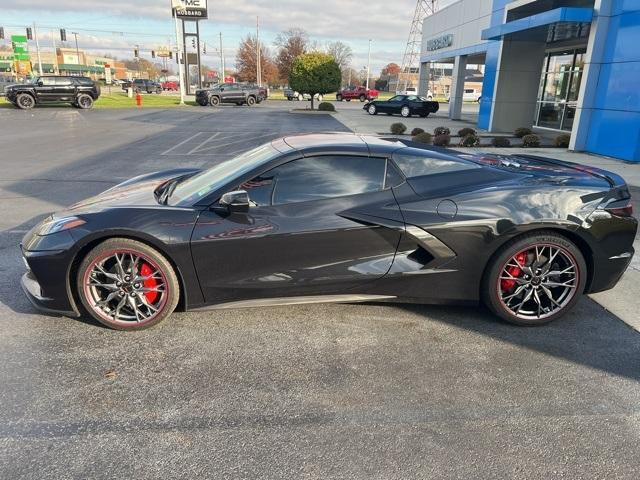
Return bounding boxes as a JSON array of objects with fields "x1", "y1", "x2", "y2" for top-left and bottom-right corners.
[{"x1": 63, "y1": 168, "x2": 201, "y2": 214}]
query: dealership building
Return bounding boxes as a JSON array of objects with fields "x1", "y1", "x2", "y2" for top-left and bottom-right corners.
[{"x1": 419, "y1": 0, "x2": 640, "y2": 162}]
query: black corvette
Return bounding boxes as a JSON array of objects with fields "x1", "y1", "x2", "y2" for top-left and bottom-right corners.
[
  {"x1": 21, "y1": 133, "x2": 636, "y2": 330},
  {"x1": 364, "y1": 95, "x2": 440, "y2": 118}
]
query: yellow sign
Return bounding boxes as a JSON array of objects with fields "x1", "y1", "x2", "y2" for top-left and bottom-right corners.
[{"x1": 15, "y1": 60, "x2": 32, "y2": 75}]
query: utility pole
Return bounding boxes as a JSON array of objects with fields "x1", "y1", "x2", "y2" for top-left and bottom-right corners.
[
  {"x1": 365, "y1": 39, "x2": 372, "y2": 89},
  {"x1": 255, "y1": 16, "x2": 261, "y2": 86},
  {"x1": 51, "y1": 29, "x2": 59, "y2": 74},
  {"x1": 219, "y1": 32, "x2": 225, "y2": 82},
  {"x1": 72, "y1": 31, "x2": 80, "y2": 69},
  {"x1": 33, "y1": 22, "x2": 43, "y2": 76}
]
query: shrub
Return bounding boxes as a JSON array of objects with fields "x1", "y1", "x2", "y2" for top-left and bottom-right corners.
[
  {"x1": 554, "y1": 133, "x2": 571, "y2": 148},
  {"x1": 459, "y1": 134, "x2": 480, "y2": 147},
  {"x1": 317, "y1": 102, "x2": 335, "y2": 112},
  {"x1": 491, "y1": 137, "x2": 511, "y2": 147},
  {"x1": 457, "y1": 127, "x2": 476, "y2": 137},
  {"x1": 411, "y1": 127, "x2": 425, "y2": 136},
  {"x1": 434, "y1": 126, "x2": 451, "y2": 136},
  {"x1": 522, "y1": 134, "x2": 541, "y2": 147},
  {"x1": 390, "y1": 122, "x2": 407, "y2": 135},
  {"x1": 514, "y1": 127, "x2": 532, "y2": 138},
  {"x1": 413, "y1": 132, "x2": 433, "y2": 144},
  {"x1": 433, "y1": 134, "x2": 451, "y2": 146}
]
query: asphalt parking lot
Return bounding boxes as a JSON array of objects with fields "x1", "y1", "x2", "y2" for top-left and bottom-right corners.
[{"x1": 1, "y1": 102, "x2": 640, "y2": 479}]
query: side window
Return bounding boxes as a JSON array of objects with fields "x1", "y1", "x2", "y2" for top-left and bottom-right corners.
[
  {"x1": 239, "y1": 174, "x2": 275, "y2": 207},
  {"x1": 55, "y1": 77, "x2": 73, "y2": 86},
  {"x1": 392, "y1": 149, "x2": 480, "y2": 178},
  {"x1": 271, "y1": 156, "x2": 386, "y2": 205},
  {"x1": 40, "y1": 77, "x2": 56, "y2": 86}
]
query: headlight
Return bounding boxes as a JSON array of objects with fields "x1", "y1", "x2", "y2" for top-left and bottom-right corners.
[{"x1": 37, "y1": 216, "x2": 86, "y2": 235}]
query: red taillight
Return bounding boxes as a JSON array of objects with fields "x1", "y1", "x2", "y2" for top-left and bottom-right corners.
[{"x1": 605, "y1": 199, "x2": 634, "y2": 217}]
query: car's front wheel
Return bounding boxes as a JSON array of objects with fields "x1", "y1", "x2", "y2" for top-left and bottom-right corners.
[
  {"x1": 367, "y1": 104, "x2": 377, "y2": 115},
  {"x1": 209, "y1": 96, "x2": 220, "y2": 106},
  {"x1": 482, "y1": 232, "x2": 586, "y2": 326},
  {"x1": 76, "y1": 94, "x2": 94, "y2": 109},
  {"x1": 336, "y1": 94, "x2": 342, "y2": 101},
  {"x1": 16, "y1": 93, "x2": 35, "y2": 110},
  {"x1": 246, "y1": 95, "x2": 256, "y2": 106},
  {"x1": 359, "y1": 94, "x2": 366, "y2": 102},
  {"x1": 77, "y1": 238, "x2": 180, "y2": 330},
  {"x1": 400, "y1": 106, "x2": 411, "y2": 117}
]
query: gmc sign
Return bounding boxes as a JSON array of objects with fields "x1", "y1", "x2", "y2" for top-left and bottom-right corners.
[{"x1": 172, "y1": 0, "x2": 208, "y2": 20}]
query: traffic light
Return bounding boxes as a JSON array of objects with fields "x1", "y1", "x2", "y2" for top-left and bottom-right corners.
[
  {"x1": 0, "y1": 27, "x2": 4, "y2": 40},
  {"x1": 26, "y1": 27, "x2": 32, "y2": 40},
  {"x1": 134, "y1": 48, "x2": 139, "y2": 58},
  {"x1": 60, "y1": 29, "x2": 66, "y2": 42},
  {"x1": 151, "y1": 50, "x2": 155, "y2": 58},
  {"x1": 169, "y1": 51, "x2": 173, "y2": 60},
  {"x1": 202, "y1": 43, "x2": 206, "y2": 54},
  {"x1": 191, "y1": 38, "x2": 196, "y2": 49}
]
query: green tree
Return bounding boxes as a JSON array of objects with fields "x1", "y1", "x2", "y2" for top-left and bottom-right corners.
[{"x1": 288, "y1": 52, "x2": 340, "y2": 109}]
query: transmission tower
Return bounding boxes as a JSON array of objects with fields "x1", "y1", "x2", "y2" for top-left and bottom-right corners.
[{"x1": 399, "y1": 0, "x2": 439, "y2": 92}]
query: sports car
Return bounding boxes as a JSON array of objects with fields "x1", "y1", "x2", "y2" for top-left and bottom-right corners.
[
  {"x1": 364, "y1": 94, "x2": 440, "y2": 118},
  {"x1": 21, "y1": 133, "x2": 636, "y2": 330}
]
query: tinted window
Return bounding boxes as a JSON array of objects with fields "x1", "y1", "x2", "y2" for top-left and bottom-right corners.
[
  {"x1": 389, "y1": 95, "x2": 404, "y2": 102},
  {"x1": 406, "y1": 95, "x2": 419, "y2": 102},
  {"x1": 392, "y1": 149, "x2": 480, "y2": 178},
  {"x1": 271, "y1": 156, "x2": 386, "y2": 205},
  {"x1": 56, "y1": 77, "x2": 73, "y2": 86},
  {"x1": 240, "y1": 173, "x2": 275, "y2": 206},
  {"x1": 39, "y1": 77, "x2": 56, "y2": 86}
]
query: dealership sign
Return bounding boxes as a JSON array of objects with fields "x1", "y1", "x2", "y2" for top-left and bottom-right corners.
[
  {"x1": 427, "y1": 34, "x2": 454, "y2": 51},
  {"x1": 172, "y1": 0, "x2": 208, "y2": 19},
  {"x1": 11, "y1": 35, "x2": 30, "y2": 61}
]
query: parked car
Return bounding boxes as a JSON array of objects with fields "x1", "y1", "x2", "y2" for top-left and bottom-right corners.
[
  {"x1": 4, "y1": 76, "x2": 100, "y2": 110},
  {"x1": 284, "y1": 87, "x2": 323, "y2": 102},
  {"x1": 446, "y1": 88, "x2": 482, "y2": 103},
  {"x1": 396, "y1": 87, "x2": 433, "y2": 100},
  {"x1": 336, "y1": 86, "x2": 379, "y2": 102},
  {"x1": 364, "y1": 94, "x2": 439, "y2": 118},
  {"x1": 122, "y1": 79, "x2": 162, "y2": 94},
  {"x1": 161, "y1": 81, "x2": 178, "y2": 91},
  {"x1": 195, "y1": 83, "x2": 263, "y2": 106},
  {"x1": 20, "y1": 133, "x2": 636, "y2": 330}
]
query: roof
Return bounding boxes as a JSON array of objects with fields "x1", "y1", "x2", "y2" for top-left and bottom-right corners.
[{"x1": 282, "y1": 132, "x2": 408, "y2": 157}]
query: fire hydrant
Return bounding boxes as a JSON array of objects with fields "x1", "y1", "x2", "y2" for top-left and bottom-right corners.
[{"x1": 135, "y1": 92, "x2": 142, "y2": 107}]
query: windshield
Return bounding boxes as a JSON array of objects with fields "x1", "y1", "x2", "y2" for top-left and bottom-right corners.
[{"x1": 169, "y1": 142, "x2": 281, "y2": 206}]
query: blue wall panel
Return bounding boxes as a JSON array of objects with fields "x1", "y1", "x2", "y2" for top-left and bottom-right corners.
[{"x1": 586, "y1": 109, "x2": 640, "y2": 161}]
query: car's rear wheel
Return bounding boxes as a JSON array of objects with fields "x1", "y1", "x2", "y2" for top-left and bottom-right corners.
[
  {"x1": 359, "y1": 94, "x2": 366, "y2": 102},
  {"x1": 482, "y1": 232, "x2": 586, "y2": 326},
  {"x1": 76, "y1": 94, "x2": 94, "y2": 109},
  {"x1": 346, "y1": 98, "x2": 351, "y2": 102},
  {"x1": 336, "y1": 94, "x2": 342, "y2": 101},
  {"x1": 401, "y1": 106, "x2": 411, "y2": 117},
  {"x1": 246, "y1": 95, "x2": 256, "y2": 106},
  {"x1": 368, "y1": 104, "x2": 377, "y2": 115},
  {"x1": 16, "y1": 93, "x2": 35, "y2": 110},
  {"x1": 77, "y1": 238, "x2": 180, "y2": 330},
  {"x1": 209, "y1": 96, "x2": 220, "y2": 106}
]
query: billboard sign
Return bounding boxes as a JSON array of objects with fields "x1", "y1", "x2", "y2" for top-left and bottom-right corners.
[
  {"x1": 11, "y1": 35, "x2": 30, "y2": 61},
  {"x1": 172, "y1": 0, "x2": 208, "y2": 20},
  {"x1": 104, "y1": 64, "x2": 112, "y2": 84}
]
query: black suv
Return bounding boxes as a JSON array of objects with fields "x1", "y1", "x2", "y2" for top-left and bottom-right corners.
[
  {"x1": 195, "y1": 83, "x2": 263, "y2": 107},
  {"x1": 122, "y1": 79, "x2": 162, "y2": 94},
  {"x1": 4, "y1": 76, "x2": 100, "y2": 110}
]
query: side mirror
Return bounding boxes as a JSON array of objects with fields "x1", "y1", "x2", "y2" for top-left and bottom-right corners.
[
  {"x1": 219, "y1": 190, "x2": 250, "y2": 213},
  {"x1": 37, "y1": 81, "x2": 43, "y2": 86}
]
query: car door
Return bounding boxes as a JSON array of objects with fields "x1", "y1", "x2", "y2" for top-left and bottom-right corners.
[
  {"x1": 190, "y1": 155, "x2": 404, "y2": 304},
  {"x1": 35, "y1": 77, "x2": 57, "y2": 102},
  {"x1": 382, "y1": 95, "x2": 405, "y2": 114},
  {"x1": 53, "y1": 77, "x2": 76, "y2": 101}
]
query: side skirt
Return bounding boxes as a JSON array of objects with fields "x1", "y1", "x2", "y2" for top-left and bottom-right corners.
[{"x1": 190, "y1": 294, "x2": 397, "y2": 311}]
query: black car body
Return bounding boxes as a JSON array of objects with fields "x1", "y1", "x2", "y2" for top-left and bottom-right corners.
[
  {"x1": 196, "y1": 83, "x2": 263, "y2": 107},
  {"x1": 5, "y1": 76, "x2": 100, "y2": 110},
  {"x1": 122, "y1": 79, "x2": 162, "y2": 94},
  {"x1": 20, "y1": 133, "x2": 636, "y2": 330},
  {"x1": 365, "y1": 94, "x2": 439, "y2": 118}
]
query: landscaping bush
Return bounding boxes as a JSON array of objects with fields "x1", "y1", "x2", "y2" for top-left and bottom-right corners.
[
  {"x1": 413, "y1": 132, "x2": 433, "y2": 144},
  {"x1": 491, "y1": 137, "x2": 511, "y2": 147},
  {"x1": 433, "y1": 134, "x2": 451, "y2": 146},
  {"x1": 317, "y1": 102, "x2": 336, "y2": 112},
  {"x1": 554, "y1": 133, "x2": 571, "y2": 148},
  {"x1": 457, "y1": 127, "x2": 476, "y2": 137},
  {"x1": 434, "y1": 126, "x2": 451, "y2": 136},
  {"x1": 459, "y1": 134, "x2": 480, "y2": 147},
  {"x1": 411, "y1": 127, "x2": 425, "y2": 136},
  {"x1": 390, "y1": 122, "x2": 407, "y2": 135},
  {"x1": 514, "y1": 127, "x2": 532, "y2": 138},
  {"x1": 522, "y1": 134, "x2": 541, "y2": 147}
]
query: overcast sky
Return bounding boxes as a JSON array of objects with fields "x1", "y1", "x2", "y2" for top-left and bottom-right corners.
[{"x1": 0, "y1": 0, "x2": 454, "y2": 74}]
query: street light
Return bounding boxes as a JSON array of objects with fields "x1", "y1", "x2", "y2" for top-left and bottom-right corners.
[
  {"x1": 72, "y1": 32, "x2": 80, "y2": 68},
  {"x1": 366, "y1": 39, "x2": 372, "y2": 89}
]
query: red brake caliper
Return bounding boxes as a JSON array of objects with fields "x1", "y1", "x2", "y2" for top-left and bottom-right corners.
[
  {"x1": 501, "y1": 252, "x2": 526, "y2": 291},
  {"x1": 140, "y1": 262, "x2": 158, "y2": 303}
]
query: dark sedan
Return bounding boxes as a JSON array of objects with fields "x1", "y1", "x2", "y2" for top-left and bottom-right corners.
[
  {"x1": 20, "y1": 133, "x2": 636, "y2": 330},
  {"x1": 364, "y1": 94, "x2": 440, "y2": 118}
]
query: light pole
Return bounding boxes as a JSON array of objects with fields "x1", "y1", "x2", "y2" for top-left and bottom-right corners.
[
  {"x1": 365, "y1": 39, "x2": 372, "y2": 89},
  {"x1": 33, "y1": 23, "x2": 43, "y2": 76},
  {"x1": 256, "y1": 16, "x2": 261, "y2": 86},
  {"x1": 171, "y1": 0, "x2": 186, "y2": 104},
  {"x1": 71, "y1": 31, "x2": 81, "y2": 73},
  {"x1": 219, "y1": 32, "x2": 225, "y2": 82}
]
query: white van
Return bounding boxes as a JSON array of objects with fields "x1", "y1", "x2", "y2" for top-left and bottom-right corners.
[
  {"x1": 446, "y1": 88, "x2": 482, "y2": 103},
  {"x1": 396, "y1": 87, "x2": 433, "y2": 100}
]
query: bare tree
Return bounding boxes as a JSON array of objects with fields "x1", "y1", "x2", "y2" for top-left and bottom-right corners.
[
  {"x1": 236, "y1": 34, "x2": 277, "y2": 84},
  {"x1": 274, "y1": 28, "x2": 309, "y2": 83},
  {"x1": 326, "y1": 41, "x2": 353, "y2": 71}
]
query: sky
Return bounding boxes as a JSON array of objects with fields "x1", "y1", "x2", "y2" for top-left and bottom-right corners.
[{"x1": 0, "y1": 0, "x2": 454, "y2": 75}]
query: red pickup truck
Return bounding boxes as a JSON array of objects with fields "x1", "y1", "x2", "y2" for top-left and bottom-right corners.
[{"x1": 336, "y1": 86, "x2": 379, "y2": 102}]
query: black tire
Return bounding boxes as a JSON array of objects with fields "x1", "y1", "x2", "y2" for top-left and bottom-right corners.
[
  {"x1": 16, "y1": 93, "x2": 35, "y2": 110},
  {"x1": 246, "y1": 95, "x2": 256, "y2": 106},
  {"x1": 367, "y1": 104, "x2": 377, "y2": 115},
  {"x1": 209, "y1": 96, "x2": 220, "y2": 106},
  {"x1": 336, "y1": 94, "x2": 342, "y2": 101},
  {"x1": 346, "y1": 98, "x2": 351, "y2": 102},
  {"x1": 400, "y1": 105, "x2": 411, "y2": 118},
  {"x1": 482, "y1": 231, "x2": 587, "y2": 326},
  {"x1": 76, "y1": 238, "x2": 180, "y2": 331},
  {"x1": 76, "y1": 94, "x2": 94, "y2": 110},
  {"x1": 359, "y1": 94, "x2": 366, "y2": 102},
  {"x1": 420, "y1": 112, "x2": 429, "y2": 118}
]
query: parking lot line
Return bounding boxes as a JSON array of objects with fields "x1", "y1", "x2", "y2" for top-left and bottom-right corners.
[
  {"x1": 160, "y1": 132, "x2": 206, "y2": 156},
  {"x1": 186, "y1": 132, "x2": 221, "y2": 155}
]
